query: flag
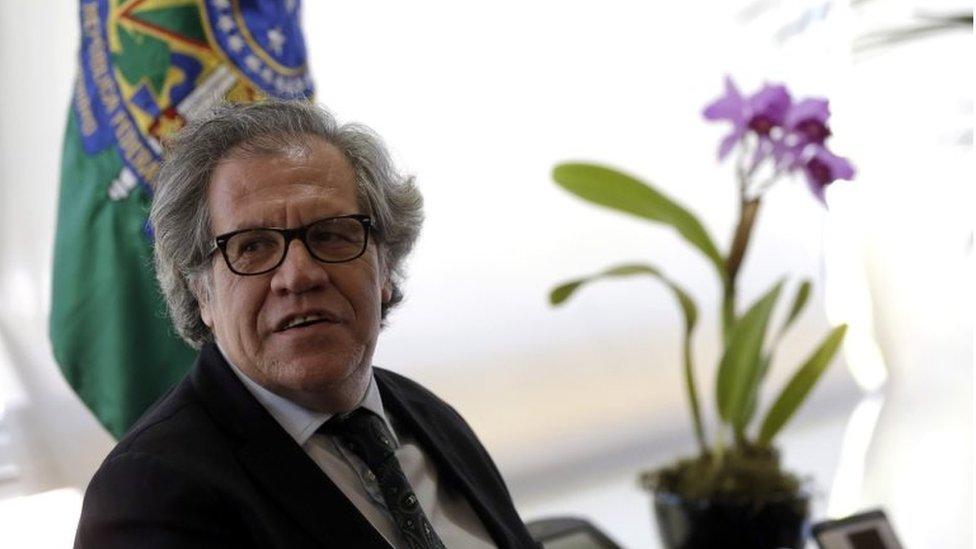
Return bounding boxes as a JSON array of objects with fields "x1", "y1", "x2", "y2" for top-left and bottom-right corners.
[{"x1": 52, "y1": 0, "x2": 315, "y2": 438}]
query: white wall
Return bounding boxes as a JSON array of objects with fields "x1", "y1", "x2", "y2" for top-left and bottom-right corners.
[{"x1": 0, "y1": 0, "x2": 971, "y2": 547}]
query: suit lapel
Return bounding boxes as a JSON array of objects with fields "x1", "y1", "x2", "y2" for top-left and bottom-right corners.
[
  {"x1": 235, "y1": 438, "x2": 390, "y2": 548},
  {"x1": 190, "y1": 343, "x2": 390, "y2": 548},
  {"x1": 375, "y1": 370, "x2": 520, "y2": 547}
]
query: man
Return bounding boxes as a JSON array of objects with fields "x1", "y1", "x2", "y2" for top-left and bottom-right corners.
[{"x1": 75, "y1": 101, "x2": 538, "y2": 548}]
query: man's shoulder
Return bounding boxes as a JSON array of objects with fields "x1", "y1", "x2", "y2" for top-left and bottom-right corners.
[
  {"x1": 372, "y1": 367, "x2": 485, "y2": 446},
  {"x1": 107, "y1": 374, "x2": 230, "y2": 466},
  {"x1": 77, "y1": 374, "x2": 257, "y2": 548},
  {"x1": 372, "y1": 367, "x2": 465, "y2": 421},
  {"x1": 373, "y1": 367, "x2": 445, "y2": 403},
  {"x1": 85, "y1": 371, "x2": 246, "y2": 516}
]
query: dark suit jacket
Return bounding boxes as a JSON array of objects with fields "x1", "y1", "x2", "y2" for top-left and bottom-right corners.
[{"x1": 75, "y1": 342, "x2": 538, "y2": 548}]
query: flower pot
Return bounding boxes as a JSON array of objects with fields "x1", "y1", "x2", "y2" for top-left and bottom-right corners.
[{"x1": 652, "y1": 489, "x2": 810, "y2": 549}]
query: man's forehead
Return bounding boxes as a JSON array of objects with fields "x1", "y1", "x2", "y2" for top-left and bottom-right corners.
[
  {"x1": 210, "y1": 136, "x2": 353, "y2": 188},
  {"x1": 206, "y1": 136, "x2": 362, "y2": 229}
]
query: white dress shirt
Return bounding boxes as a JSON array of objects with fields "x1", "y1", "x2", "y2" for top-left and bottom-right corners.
[{"x1": 221, "y1": 348, "x2": 496, "y2": 549}]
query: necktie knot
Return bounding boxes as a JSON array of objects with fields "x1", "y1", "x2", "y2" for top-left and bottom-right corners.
[{"x1": 321, "y1": 408, "x2": 396, "y2": 469}]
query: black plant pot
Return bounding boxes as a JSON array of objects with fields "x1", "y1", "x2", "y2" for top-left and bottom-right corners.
[{"x1": 652, "y1": 489, "x2": 810, "y2": 549}]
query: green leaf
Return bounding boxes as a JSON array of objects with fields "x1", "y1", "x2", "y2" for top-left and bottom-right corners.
[
  {"x1": 550, "y1": 263, "x2": 696, "y2": 328},
  {"x1": 738, "y1": 353, "x2": 771, "y2": 438},
  {"x1": 549, "y1": 280, "x2": 585, "y2": 306},
  {"x1": 779, "y1": 280, "x2": 811, "y2": 341},
  {"x1": 549, "y1": 262, "x2": 706, "y2": 451},
  {"x1": 716, "y1": 280, "x2": 785, "y2": 430},
  {"x1": 553, "y1": 163, "x2": 725, "y2": 280},
  {"x1": 740, "y1": 279, "x2": 813, "y2": 430},
  {"x1": 757, "y1": 324, "x2": 848, "y2": 446}
]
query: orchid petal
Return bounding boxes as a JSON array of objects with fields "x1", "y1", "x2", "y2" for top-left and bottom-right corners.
[
  {"x1": 704, "y1": 76, "x2": 746, "y2": 123},
  {"x1": 718, "y1": 130, "x2": 744, "y2": 160},
  {"x1": 805, "y1": 175, "x2": 828, "y2": 204},
  {"x1": 748, "y1": 83, "x2": 792, "y2": 127},
  {"x1": 786, "y1": 98, "x2": 832, "y2": 145},
  {"x1": 786, "y1": 98, "x2": 830, "y2": 128},
  {"x1": 803, "y1": 146, "x2": 856, "y2": 204}
]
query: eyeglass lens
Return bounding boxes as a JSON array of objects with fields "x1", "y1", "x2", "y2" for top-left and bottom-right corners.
[{"x1": 224, "y1": 217, "x2": 367, "y2": 274}]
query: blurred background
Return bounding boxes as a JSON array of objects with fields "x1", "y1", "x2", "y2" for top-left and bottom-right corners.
[{"x1": 0, "y1": 0, "x2": 971, "y2": 547}]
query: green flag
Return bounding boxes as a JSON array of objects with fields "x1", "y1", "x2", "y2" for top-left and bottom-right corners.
[{"x1": 52, "y1": 0, "x2": 315, "y2": 438}]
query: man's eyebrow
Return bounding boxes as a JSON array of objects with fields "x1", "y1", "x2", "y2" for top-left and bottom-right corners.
[
  {"x1": 240, "y1": 221, "x2": 283, "y2": 230},
  {"x1": 215, "y1": 220, "x2": 282, "y2": 234},
  {"x1": 222, "y1": 212, "x2": 363, "y2": 233}
]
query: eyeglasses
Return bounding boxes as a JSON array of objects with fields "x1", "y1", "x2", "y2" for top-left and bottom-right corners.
[{"x1": 212, "y1": 214, "x2": 373, "y2": 276}]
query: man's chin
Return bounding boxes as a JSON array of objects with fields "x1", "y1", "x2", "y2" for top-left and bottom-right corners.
[{"x1": 262, "y1": 352, "x2": 372, "y2": 409}]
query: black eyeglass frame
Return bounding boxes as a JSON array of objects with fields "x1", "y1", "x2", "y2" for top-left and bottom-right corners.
[{"x1": 212, "y1": 214, "x2": 373, "y2": 276}]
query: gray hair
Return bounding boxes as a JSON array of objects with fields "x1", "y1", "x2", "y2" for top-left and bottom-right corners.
[{"x1": 150, "y1": 100, "x2": 423, "y2": 348}]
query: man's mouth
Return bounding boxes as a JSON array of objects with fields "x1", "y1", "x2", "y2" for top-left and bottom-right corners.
[{"x1": 276, "y1": 313, "x2": 339, "y2": 332}]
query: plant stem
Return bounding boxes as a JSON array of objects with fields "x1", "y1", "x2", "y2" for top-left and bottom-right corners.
[
  {"x1": 721, "y1": 143, "x2": 753, "y2": 342},
  {"x1": 683, "y1": 336, "x2": 707, "y2": 456},
  {"x1": 726, "y1": 196, "x2": 762, "y2": 321},
  {"x1": 715, "y1": 142, "x2": 763, "y2": 458}
]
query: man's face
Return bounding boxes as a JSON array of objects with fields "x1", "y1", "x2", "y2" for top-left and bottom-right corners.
[{"x1": 198, "y1": 136, "x2": 391, "y2": 412}]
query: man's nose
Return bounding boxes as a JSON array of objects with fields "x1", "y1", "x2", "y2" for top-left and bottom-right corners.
[{"x1": 269, "y1": 238, "x2": 329, "y2": 294}]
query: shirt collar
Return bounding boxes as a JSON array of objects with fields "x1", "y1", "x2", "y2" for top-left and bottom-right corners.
[{"x1": 217, "y1": 343, "x2": 398, "y2": 447}]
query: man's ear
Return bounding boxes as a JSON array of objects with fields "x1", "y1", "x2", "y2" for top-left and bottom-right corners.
[
  {"x1": 200, "y1": 299, "x2": 213, "y2": 329},
  {"x1": 377, "y1": 249, "x2": 394, "y2": 305},
  {"x1": 191, "y1": 275, "x2": 214, "y2": 329},
  {"x1": 381, "y1": 275, "x2": 393, "y2": 305}
]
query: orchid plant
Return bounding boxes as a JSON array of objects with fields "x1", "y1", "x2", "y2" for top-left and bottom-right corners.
[{"x1": 550, "y1": 77, "x2": 854, "y2": 498}]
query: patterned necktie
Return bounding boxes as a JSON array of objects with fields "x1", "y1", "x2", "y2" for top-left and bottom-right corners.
[{"x1": 322, "y1": 408, "x2": 447, "y2": 549}]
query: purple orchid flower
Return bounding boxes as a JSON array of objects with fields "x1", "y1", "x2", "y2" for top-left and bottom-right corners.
[
  {"x1": 766, "y1": 98, "x2": 833, "y2": 173},
  {"x1": 703, "y1": 77, "x2": 793, "y2": 163},
  {"x1": 801, "y1": 145, "x2": 855, "y2": 203},
  {"x1": 704, "y1": 77, "x2": 855, "y2": 205},
  {"x1": 746, "y1": 84, "x2": 791, "y2": 136},
  {"x1": 785, "y1": 98, "x2": 831, "y2": 146}
]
